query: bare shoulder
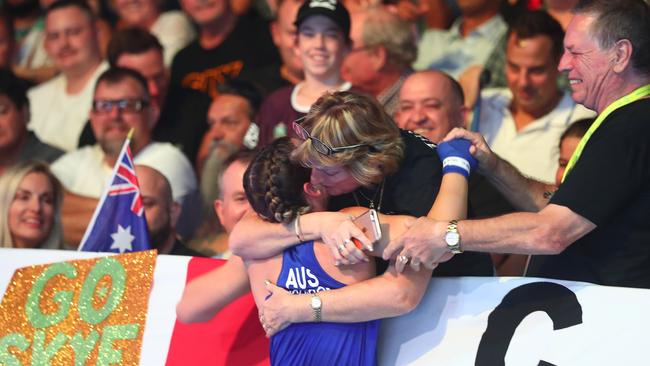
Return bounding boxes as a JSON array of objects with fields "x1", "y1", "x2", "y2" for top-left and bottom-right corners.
[{"x1": 313, "y1": 242, "x2": 375, "y2": 285}]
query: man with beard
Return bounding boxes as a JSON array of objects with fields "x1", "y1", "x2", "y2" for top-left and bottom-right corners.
[
  {"x1": 51, "y1": 67, "x2": 197, "y2": 247},
  {"x1": 136, "y1": 165, "x2": 203, "y2": 256},
  {"x1": 476, "y1": 11, "x2": 594, "y2": 183}
]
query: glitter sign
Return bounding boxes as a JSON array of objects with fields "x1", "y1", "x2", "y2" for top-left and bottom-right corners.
[{"x1": 0, "y1": 250, "x2": 156, "y2": 365}]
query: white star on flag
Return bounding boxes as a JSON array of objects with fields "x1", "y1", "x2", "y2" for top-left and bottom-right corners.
[{"x1": 110, "y1": 224, "x2": 135, "y2": 253}]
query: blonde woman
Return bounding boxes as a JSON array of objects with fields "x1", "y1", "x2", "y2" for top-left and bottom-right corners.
[{"x1": 0, "y1": 161, "x2": 63, "y2": 249}]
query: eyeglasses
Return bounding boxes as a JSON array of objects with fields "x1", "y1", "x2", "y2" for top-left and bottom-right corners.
[
  {"x1": 292, "y1": 120, "x2": 374, "y2": 156},
  {"x1": 92, "y1": 99, "x2": 150, "y2": 114}
]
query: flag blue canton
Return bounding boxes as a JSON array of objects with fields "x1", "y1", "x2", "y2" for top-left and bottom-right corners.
[{"x1": 79, "y1": 142, "x2": 151, "y2": 253}]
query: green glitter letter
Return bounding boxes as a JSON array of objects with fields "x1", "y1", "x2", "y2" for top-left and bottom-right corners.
[
  {"x1": 70, "y1": 330, "x2": 100, "y2": 366},
  {"x1": 97, "y1": 324, "x2": 139, "y2": 366},
  {"x1": 25, "y1": 262, "x2": 77, "y2": 328},
  {"x1": 31, "y1": 330, "x2": 68, "y2": 365},
  {"x1": 0, "y1": 333, "x2": 30, "y2": 366},
  {"x1": 78, "y1": 258, "x2": 126, "y2": 325}
]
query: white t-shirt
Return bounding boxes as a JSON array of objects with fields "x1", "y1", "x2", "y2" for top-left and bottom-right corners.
[
  {"x1": 150, "y1": 11, "x2": 197, "y2": 67},
  {"x1": 478, "y1": 88, "x2": 596, "y2": 183},
  {"x1": 27, "y1": 62, "x2": 109, "y2": 152},
  {"x1": 51, "y1": 142, "x2": 197, "y2": 203}
]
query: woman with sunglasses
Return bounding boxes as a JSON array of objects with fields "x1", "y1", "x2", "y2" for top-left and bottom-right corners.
[
  {"x1": 228, "y1": 90, "x2": 493, "y2": 334},
  {"x1": 179, "y1": 135, "x2": 473, "y2": 363},
  {"x1": 233, "y1": 91, "x2": 493, "y2": 272}
]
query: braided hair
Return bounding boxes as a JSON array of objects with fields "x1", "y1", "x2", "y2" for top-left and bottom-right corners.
[{"x1": 244, "y1": 137, "x2": 311, "y2": 224}]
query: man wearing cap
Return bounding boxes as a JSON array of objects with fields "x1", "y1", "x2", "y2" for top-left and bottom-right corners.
[{"x1": 256, "y1": 0, "x2": 352, "y2": 146}]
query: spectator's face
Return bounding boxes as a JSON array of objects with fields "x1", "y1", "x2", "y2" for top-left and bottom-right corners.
[
  {"x1": 555, "y1": 135, "x2": 580, "y2": 186},
  {"x1": 117, "y1": 49, "x2": 168, "y2": 109},
  {"x1": 297, "y1": 15, "x2": 348, "y2": 80},
  {"x1": 271, "y1": 0, "x2": 303, "y2": 79},
  {"x1": 214, "y1": 160, "x2": 251, "y2": 233},
  {"x1": 113, "y1": 0, "x2": 159, "y2": 26},
  {"x1": 44, "y1": 6, "x2": 100, "y2": 73},
  {"x1": 206, "y1": 94, "x2": 251, "y2": 147},
  {"x1": 0, "y1": 95, "x2": 27, "y2": 153},
  {"x1": 180, "y1": 0, "x2": 227, "y2": 27},
  {"x1": 136, "y1": 165, "x2": 178, "y2": 252},
  {"x1": 309, "y1": 164, "x2": 360, "y2": 196},
  {"x1": 8, "y1": 172, "x2": 55, "y2": 248},
  {"x1": 506, "y1": 33, "x2": 560, "y2": 116},
  {"x1": 395, "y1": 72, "x2": 465, "y2": 143},
  {"x1": 91, "y1": 77, "x2": 155, "y2": 156},
  {"x1": 0, "y1": 20, "x2": 14, "y2": 68},
  {"x1": 340, "y1": 12, "x2": 376, "y2": 93},
  {"x1": 558, "y1": 13, "x2": 613, "y2": 112}
]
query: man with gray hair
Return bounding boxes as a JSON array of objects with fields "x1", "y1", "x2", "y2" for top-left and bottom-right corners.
[
  {"x1": 385, "y1": 0, "x2": 650, "y2": 289},
  {"x1": 341, "y1": 6, "x2": 416, "y2": 115}
]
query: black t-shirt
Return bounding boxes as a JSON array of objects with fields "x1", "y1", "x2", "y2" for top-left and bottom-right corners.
[
  {"x1": 330, "y1": 130, "x2": 507, "y2": 277},
  {"x1": 155, "y1": 13, "x2": 281, "y2": 163},
  {"x1": 528, "y1": 99, "x2": 650, "y2": 288}
]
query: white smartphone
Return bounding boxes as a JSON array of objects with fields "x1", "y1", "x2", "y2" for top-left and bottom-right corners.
[{"x1": 352, "y1": 209, "x2": 382, "y2": 248}]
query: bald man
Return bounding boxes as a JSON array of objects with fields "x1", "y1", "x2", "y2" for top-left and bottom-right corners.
[
  {"x1": 396, "y1": 70, "x2": 522, "y2": 275},
  {"x1": 395, "y1": 70, "x2": 468, "y2": 143},
  {"x1": 136, "y1": 165, "x2": 203, "y2": 256}
]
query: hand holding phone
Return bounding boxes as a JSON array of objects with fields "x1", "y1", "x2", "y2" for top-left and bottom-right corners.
[{"x1": 351, "y1": 209, "x2": 382, "y2": 250}]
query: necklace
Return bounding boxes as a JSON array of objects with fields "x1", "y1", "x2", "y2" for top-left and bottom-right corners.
[{"x1": 353, "y1": 179, "x2": 385, "y2": 211}]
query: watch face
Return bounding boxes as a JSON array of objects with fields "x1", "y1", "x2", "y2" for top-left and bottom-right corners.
[
  {"x1": 311, "y1": 296, "x2": 322, "y2": 309},
  {"x1": 445, "y1": 232, "x2": 460, "y2": 246}
]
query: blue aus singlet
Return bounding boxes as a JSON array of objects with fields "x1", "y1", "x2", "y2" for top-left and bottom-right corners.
[{"x1": 269, "y1": 241, "x2": 379, "y2": 366}]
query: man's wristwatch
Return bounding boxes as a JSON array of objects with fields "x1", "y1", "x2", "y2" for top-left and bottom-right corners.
[
  {"x1": 310, "y1": 293, "x2": 322, "y2": 322},
  {"x1": 444, "y1": 220, "x2": 463, "y2": 254}
]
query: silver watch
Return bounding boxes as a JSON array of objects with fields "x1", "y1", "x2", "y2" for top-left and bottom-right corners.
[
  {"x1": 444, "y1": 220, "x2": 462, "y2": 254},
  {"x1": 310, "y1": 293, "x2": 322, "y2": 322}
]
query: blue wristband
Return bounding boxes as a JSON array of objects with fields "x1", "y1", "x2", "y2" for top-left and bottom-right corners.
[{"x1": 437, "y1": 138, "x2": 477, "y2": 178}]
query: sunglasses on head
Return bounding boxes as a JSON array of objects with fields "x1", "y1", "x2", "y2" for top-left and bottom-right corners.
[{"x1": 292, "y1": 120, "x2": 375, "y2": 156}]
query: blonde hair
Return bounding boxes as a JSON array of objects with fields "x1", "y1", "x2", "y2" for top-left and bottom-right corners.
[
  {"x1": 0, "y1": 161, "x2": 63, "y2": 249},
  {"x1": 292, "y1": 91, "x2": 404, "y2": 187}
]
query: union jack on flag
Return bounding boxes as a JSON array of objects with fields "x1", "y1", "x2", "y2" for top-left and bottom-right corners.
[{"x1": 78, "y1": 133, "x2": 151, "y2": 253}]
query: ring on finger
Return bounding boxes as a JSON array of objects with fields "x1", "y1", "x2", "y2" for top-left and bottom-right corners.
[
  {"x1": 337, "y1": 244, "x2": 346, "y2": 252},
  {"x1": 343, "y1": 238, "x2": 351, "y2": 246},
  {"x1": 397, "y1": 255, "x2": 409, "y2": 264}
]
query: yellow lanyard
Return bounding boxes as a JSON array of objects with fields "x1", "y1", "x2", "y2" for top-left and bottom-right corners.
[{"x1": 562, "y1": 84, "x2": 650, "y2": 183}]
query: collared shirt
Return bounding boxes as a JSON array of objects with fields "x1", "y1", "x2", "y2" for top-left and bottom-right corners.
[
  {"x1": 413, "y1": 15, "x2": 507, "y2": 79},
  {"x1": 477, "y1": 88, "x2": 596, "y2": 183}
]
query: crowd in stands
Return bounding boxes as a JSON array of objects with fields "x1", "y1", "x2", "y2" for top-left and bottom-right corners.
[
  {"x1": 3, "y1": 0, "x2": 650, "y2": 364},
  {"x1": 0, "y1": 0, "x2": 625, "y2": 277}
]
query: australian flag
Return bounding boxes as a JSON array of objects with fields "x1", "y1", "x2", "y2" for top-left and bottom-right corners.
[{"x1": 78, "y1": 135, "x2": 151, "y2": 253}]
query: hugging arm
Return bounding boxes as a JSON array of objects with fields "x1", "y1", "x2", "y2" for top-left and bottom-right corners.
[
  {"x1": 443, "y1": 128, "x2": 556, "y2": 212},
  {"x1": 229, "y1": 210, "x2": 372, "y2": 264},
  {"x1": 260, "y1": 171, "x2": 470, "y2": 335}
]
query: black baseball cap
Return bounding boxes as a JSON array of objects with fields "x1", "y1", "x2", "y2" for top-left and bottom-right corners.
[{"x1": 294, "y1": 0, "x2": 351, "y2": 40}]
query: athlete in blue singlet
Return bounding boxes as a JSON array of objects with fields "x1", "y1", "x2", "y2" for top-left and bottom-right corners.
[{"x1": 243, "y1": 137, "x2": 380, "y2": 365}]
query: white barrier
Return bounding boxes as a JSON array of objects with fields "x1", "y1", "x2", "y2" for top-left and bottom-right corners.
[{"x1": 2, "y1": 248, "x2": 650, "y2": 365}]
